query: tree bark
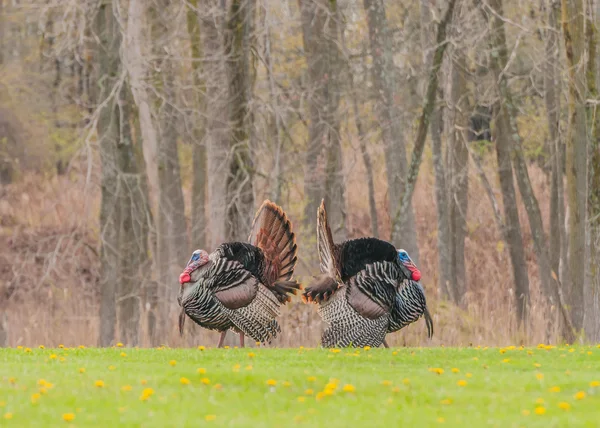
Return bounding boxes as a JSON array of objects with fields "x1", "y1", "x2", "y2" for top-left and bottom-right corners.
[
  {"x1": 225, "y1": 0, "x2": 255, "y2": 241},
  {"x1": 95, "y1": 1, "x2": 121, "y2": 347},
  {"x1": 299, "y1": 0, "x2": 345, "y2": 242},
  {"x1": 203, "y1": 1, "x2": 229, "y2": 249},
  {"x1": 363, "y1": 0, "x2": 418, "y2": 260},
  {"x1": 585, "y1": 0, "x2": 600, "y2": 341},
  {"x1": 421, "y1": 0, "x2": 452, "y2": 302},
  {"x1": 187, "y1": 0, "x2": 207, "y2": 249},
  {"x1": 545, "y1": 0, "x2": 563, "y2": 280},
  {"x1": 391, "y1": 0, "x2": 457, "y2": 256},
  {"x1": 562, "y1": 0, "x2": 588, "y2": 334}
]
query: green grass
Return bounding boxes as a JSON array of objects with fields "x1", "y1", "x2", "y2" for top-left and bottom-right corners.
[{"x1": 1, "y1": 345, "x2": 600, "y2": 427}]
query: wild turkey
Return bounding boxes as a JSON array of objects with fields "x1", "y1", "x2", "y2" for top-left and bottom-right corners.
[
  {"x1": 302, "y1": 199, "x2": 433, "y2": 348},
  {"x1": 178, "y1": 200, "x2": 301, "y2": 347}
]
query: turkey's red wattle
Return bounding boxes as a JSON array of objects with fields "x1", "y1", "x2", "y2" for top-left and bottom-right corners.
[
  {"x1": 411, "y1": 269, "x2": 421, "y2": 281},
  {"x1": 179, "y1": 272, "x2": 191, "y2": 284}
]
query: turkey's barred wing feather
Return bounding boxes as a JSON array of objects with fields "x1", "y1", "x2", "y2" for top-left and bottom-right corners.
[
  {"x1": 347, "y1": 261, "x2": 399, "y2": 318},
  {"x1": 207, "y1": 258, "x2": 258, "y2": 310},
  {"x1": 319, "y1": 289, "x2": 388, "y2": 348},
  {"x1": 317, "y1": 199, "x2": 340, "y2": 278},
  {"x1": 214, "y1": 242, "x2": 263, "y2": 280},
  {"x1": 248, "y1": 200, "x2": 298, "y2": 284}
]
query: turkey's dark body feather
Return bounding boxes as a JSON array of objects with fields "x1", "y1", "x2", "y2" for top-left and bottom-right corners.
[{"x1": 337, "y1": 238, "x2": 398, "y2": 281}]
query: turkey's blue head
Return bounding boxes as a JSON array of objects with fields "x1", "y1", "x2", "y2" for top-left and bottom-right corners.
[
  {"x1": 397, "y1": 249, "x2": 421, "y2": 281},
  {"x1": 179, "y1": 249, "x2": 210, "y2": 285}
]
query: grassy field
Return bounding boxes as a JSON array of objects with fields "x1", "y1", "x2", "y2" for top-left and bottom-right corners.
[{"x1": 1, "y1": 345, "x2": 600, "y2": 427}]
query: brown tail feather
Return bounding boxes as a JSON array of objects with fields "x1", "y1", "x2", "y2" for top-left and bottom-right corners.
[
  {"x1": 248, "y1": 200, "x2": 298, "y2": 286},
  {"x1": 271, "y1": 280, "x2": 303, "y2": 304},
  {"x1": 317, "y1": 199, "x2": 339, "y2": 279},
  {"x1": 302, "y1": 274, "x2": 340, "y2": 304}
]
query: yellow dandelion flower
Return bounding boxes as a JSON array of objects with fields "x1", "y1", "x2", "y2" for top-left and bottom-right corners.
[
  {"x1": 169, "y1": 360, "x2": 177, "y2": 366},
  {"x1": 8, "y1": 377, "x2": 16, "y2": 384},
  {"x1": 507, "y1": 346, "x2": 516, "y2": 350},
  {"x1": 575, "y1": 391, "x2": 586, "y2": 400},
  {"x1": 307, "y1": 376, "x2": 317, "y2": 382},
  {"x1": 558, "y1": 402, "x2": 571, "y2": 411},
  {"x1": 224, "y1": 346, "x2": 230, "y2": 349},
  {"x1": 95, "y1": 380, "x2": 104, "y2": 388},
  {"x1": 457, "y1": 380, "x2": 467, "y2": 387},
  {"x1": 535, "y1": 373, "x2": 544, "y2": 380},
  {"x1": 197, "y1": 346, "x2": 205, "y2": 351},
  {"x1": 472, "y1": 357, "x2": 478, "y2": 361},
  {"x1": 245, "y1": 365, "x2": 253, "y2": 371},
  {"x1": 247, "y1": 352, "x2": 256, "y2": 358},
  {"x1": 534, "y1": 363, "x2": 541, "y2": 368},
  {"x1": 403, "y1": 378, "x2": 410, "y2": 385},
  {"x1": 549, "y1": 386, "x2": 560, "y2": 393},
  {"x1": 569, "y1": 348, "x2": 575, "y2": 353},
  {"x1": 197, "y1": 368, "x2": 206, "y2": 374},
  {"x1": 232, "y1": 364, "x2": 240, "y2": 372},
  {"x1": 180, "y1": 377, "x2": 191, "y2": 385},
  {"x1": 297, "y1": 396, "x2": 306, "y2": 403},
  {"x1": 381, "y1": 380, "x2": 392, "y2": 386},
  {"x1": 108, "y1": 365, "x2": 116, "y2": 371},
  {"x1": 121, "y1": 385, "x2": 132, "y2": 392},
  {"x1": 120, "y1": 352, "x2": 127, "y2": 357},
  {"x1": 451, "y1": 368, "x2": 460, "y2": 373},
  {"x1": 521, "y1": 410, "x2": 530, "y2": 416},
  {"x1": 59, "y1": 357, "x2": 66, "y2": 362},
  {"x1": 535, "y1": 406, "x2": 546, "y2": 415},
  {"x1": 58, "y1": 344, "x2": 64, "y2": 349},
  {"x1": 266, "y1": 379, "x2": 277, "y2": 386},
  {"x1": 201, "y1": 378, "x2": 210, "y2": 385},
  {"x1": 16, "y1": 346, "x2": 22, "y2": 349},
  {"x1": 283, "y1": 381, "x2": 291, "y2": 387},
  {"x1": 440, "y1": 399, "x2": 452, "y2": 405},
  {"x1": 588, "y1": 351, "x2": 593, "y2": 355},
  {"x1": 140, "y1": 388, "x2": 154, "y2": 401},
  {"x1": 364, "y1": 346, "x2": 371, "y2": 351},
  {"x1": 49, "y1": 354, "x2": 57, "y2": 360},
  {"x1": 39, "y1": 345, "x2": 45, "y2": 349},
  {"x1": 590, "y1": 380, "x2": 600, "y2": 387},
  {"x1": 429, "y1": 368, "x2": 444, "y2": 375},
  {"x1": 0, "y1": 401, "x2": 5, "y2": 407},
  {"x1": 4, "y1": 413, "x2": 13, "y2": 420},
  {"x1": 116, "y1": 342, "x2": 123, "y2": 347},
  {"x1": 213, "y1": 384, "x2": 222, "y2": 390},
  {"x1": 315, "y1": 392, "x2": 326, "y2": 401},
  {"x1": 39, "y1": 387, "x2": 48, "y2": 395},
  {"x1": 205, "y1": 415, "x2": 216, "y2": 422},
  {"x1": 62, "y1": 413, "x2": 75, "y2": 422},
  {"x1": 305, "y1": 389, "x2": 314, "y2": 395},
  {"x1": 565, "y1": 370, "x2": 571, "y2": 375},
  {"x1": 31, "y1": 393, "x2": 41, "y2": 403},
  {"x1": 78, "y1": 345, "x2": 85, "y2": 349},
  {"x1": 437, "y1": 417, "x2": 445, "y2": 423},
  {"x1": 392, "y1": 351, "x2": 398, "y2": 356},
  {"x1": 466, "y1": 373, "x2": 473, "y2": 378},
  {"x1": 527, "y1": 350, "x2": 534, "y2": 355},
  {"x1": 325, "y1": 382, "x2": 337, "y2": 391},
  {"x1": 502, "y1": 358, "x2": 510, "y2": 363},
  {"x1": 340, "y1": 384, "x2": 354, "y2": 393},
  {"x1": 499, "y1": 349, "x2": 506, "y2": 354},
  {"x1": 330, "y1": 349, "x2": 341, "y2": 354},
  {"x1": 25, "y1": 348, "x2": 32, "y2": 353},
  {"x1": 140, "y1": 379, "x2": 147, "y2": 385}
]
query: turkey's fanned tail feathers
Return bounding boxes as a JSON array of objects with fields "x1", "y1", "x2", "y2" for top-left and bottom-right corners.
[
  {"x1": 302, "y1": 274, "x2": 339, "y2": 303},
  {"x1": 317, "y1": 199, "x2": 339, "y2": 278},
  {"x1": 249, "y1": 200, "x2": 300, "y2": 300}
]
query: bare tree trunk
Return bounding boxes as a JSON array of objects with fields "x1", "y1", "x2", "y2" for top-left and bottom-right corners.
[
  {"x1": 203, "y1": 1, "x2": 228, "y2": 249},
  {"x1": 299, "y1": 0, "x2": 344, "y2": 241},
  {"x1": 445, "y1": 50, "x2": 470, "y2": 306},
  {"x1": 363, "y1": 0, "x2": 418, "y2": 259},
  {"x1": 151, "y1": 0, "x2": 188, "y2": 342},
  {"x1": 391, "y1": 0, "x2": 457, "y2": 256},
  {"x1": 562, "y1": 0, "x2": 588, "y2": 334},
  {"x1": 95, "y1": 1, "x2": 121, "y2": 347},
  {"x1": 585, "y1": 0, "x2": 600, "y2": 341},
  {"x1": 545, "y1": 0, "x2": 564, "y2": 279},
  {"x1": 225, "y1": 0, "x2": 255, "y2": 241},
  {"x1": 187, "y1": 0, "x2": 207, "y2": 249},
  {"x1": 421, "y1": 0, "x2": 452, "y2": 301}
]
